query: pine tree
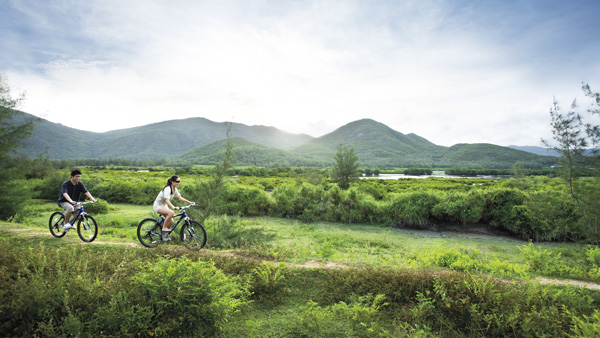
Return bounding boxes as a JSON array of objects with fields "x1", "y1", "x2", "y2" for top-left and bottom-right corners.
[{"x1": 331, "y1": 144, "x2": 359, "y2": 190}]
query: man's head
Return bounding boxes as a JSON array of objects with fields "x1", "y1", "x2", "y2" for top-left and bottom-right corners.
[{"x1": 70, "y1": 169, "x2": 82, "y2": 183}]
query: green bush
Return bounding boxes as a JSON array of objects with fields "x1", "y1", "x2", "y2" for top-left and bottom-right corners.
[
  {"x1": 219, "y1": 183, "x2": 272, "y2": 216},
  {"x1": 286, "y1": 294, "x2": 390, "y2": 337},
  {"x1": 130, "y1": 256, "x2": 251, "y2": 337},
  {"x1": 82, "y1": 198, "x2": 111, "y2": 214},
  {"x1": 270, "y1": 183, "x2": 299, "y2": 218},
  {"x1": 382, "y1": 190, "x2": 439, "y2": 228},
  {"x1": 0, "y1": 240, "x2": 250, "y2": 337},
  {"x1": 519, "y1": 243, "x2": 586, "y2": 279},
  {"x1": 418, "y1": 244, "x2": 483, "y2": 272},
  {"x1": 205, "y1": 214, "x2": 272, "y2": 249},
  {"x1": 250, "y1": 262, "x2": 287, "y2": 300},
  {"x1": 570, "y1": 310, "x2": 600, "y2": 337}
]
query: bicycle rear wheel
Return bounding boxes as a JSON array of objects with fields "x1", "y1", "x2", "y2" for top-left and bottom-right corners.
[
  {"x1": 180, "y1": 220, "x2": 207, "y2": 250},
  {"x1": 77, "y1": 215, "x2": 98, "y2": 242},
  {"x1": 49, "y1": 211, "x2": 67, "y2": 238},
  {"x1": 137, "y1": 218, "x2": 161, "y2": 248}
]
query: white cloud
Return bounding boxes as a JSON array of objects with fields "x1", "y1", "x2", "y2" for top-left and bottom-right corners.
[{"x1": 4, "y1": 0, "x2": 600, "y2": 146}]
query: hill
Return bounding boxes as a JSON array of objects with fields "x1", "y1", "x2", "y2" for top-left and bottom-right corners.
[
  {"x1": 441, "y1": 143, "x2": 558, "y2": 168},
  {"x1": 508, "y1": 145, "x2": 561, "y2": 157},
  {"x1": 290, "y1": 119, "x2": 448, "y2": 167},
  {"x1": 13, "y1": 112, "x2": 557, "y2": 168},
  {"x1": 172, "y1": 137, "x2": 324, "y2": 167},
  {"x1": 14, "y1": 112, "x2": 312, "y2": 159}
]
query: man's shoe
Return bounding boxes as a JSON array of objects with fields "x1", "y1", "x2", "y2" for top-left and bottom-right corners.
[{"x1": 64, "y1": 223, "x2": 76, "y2": 229}]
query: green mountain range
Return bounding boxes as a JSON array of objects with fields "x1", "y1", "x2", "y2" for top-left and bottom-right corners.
[{"x1": 14, "y1": 111, "x2": 556, "y2": 168}]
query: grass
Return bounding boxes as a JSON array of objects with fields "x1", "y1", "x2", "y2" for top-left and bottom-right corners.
[
  {"x1": 8, "y1": 200, "x2": 598, "y2": 282},
  {"x1": 3, "y1": 200, "x2": 600, "y2": 337}
]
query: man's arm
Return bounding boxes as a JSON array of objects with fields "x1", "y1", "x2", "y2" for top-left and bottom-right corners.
[
  {"x1": 85, "y1": 191, "x2": 97, "y2": 203},
  {"x1": 62, "y1": 192, "x2": 76, "y2": 204}
]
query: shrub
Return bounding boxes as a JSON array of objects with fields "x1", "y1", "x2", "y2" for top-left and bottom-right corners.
[
  {"x1": 219, "y1": 183, "x2": 272, "y2": 216},
  {"x1": 417, "y1": 244, "x2": 483, "y2": 272},
  {"x1": 82, "y1": 198, "x2": 111, "y2": 214},
  {"x1": 382, "y1": 190, "x2": 439, "y2": 228},
  {"x1": 270, "y1": 183, "x2": 300, "y2": 218},
  {"x1": 286, "y1": 294, "x2": 389, "y2": 337},
  {"x1": 205, "y1": 214, "x2": 272, "y2": 249},
  {"x1": 519, "y1": 242, "x2": 586, "y2": 279},
  {"x1": 250, "y1": 262, "x2": 287, "y2": 300},
  {"x1": 570, "y1": 310, "x2": 600, "y2": 337},
  {"x1": 130, "y1": 256, "x2": 251, "y2": 336}
]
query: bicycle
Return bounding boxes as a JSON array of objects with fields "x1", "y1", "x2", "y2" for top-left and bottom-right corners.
[
  {"x1": 137, "y1": 204, "x2": 207, "y2": 250},
  {"x1": 49, "y1": 201, "x2": 98, "y2": 242}
]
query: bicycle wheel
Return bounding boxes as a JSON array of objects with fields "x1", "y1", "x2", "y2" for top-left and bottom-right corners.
[
  {"x1": 180, "y1": 220, "x2": 207, "y2": 250},
  {"x1": 49, "y1": 211, "x2": 67, "y2": 238},
  {"x1": 77, "y1": 215, "x2": 98, "y2": 242},
  {"x1": 137, "y1": 218, "x2": 161, "y2": 248}
]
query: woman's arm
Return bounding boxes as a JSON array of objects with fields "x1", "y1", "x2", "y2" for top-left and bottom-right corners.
[
  {"x1": 177, "y1": 195, "x2": 195, "y2": 204},
  {"x1": 165, "y1": 197, "x2": 178, "y2": 210}
]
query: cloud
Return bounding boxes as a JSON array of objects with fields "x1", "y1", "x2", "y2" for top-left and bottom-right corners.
[{"x1": 3, "y1": 0, "x2": 600, "y2": 147}]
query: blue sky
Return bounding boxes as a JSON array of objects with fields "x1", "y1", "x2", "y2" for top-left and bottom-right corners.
[{"x1": 2, "y1": 0, "x2": 599, "y2": 146}]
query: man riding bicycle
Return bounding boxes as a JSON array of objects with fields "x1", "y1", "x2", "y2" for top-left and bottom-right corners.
[{"x1": 58, "y1": 169, "x2": 97, "y2": 229}]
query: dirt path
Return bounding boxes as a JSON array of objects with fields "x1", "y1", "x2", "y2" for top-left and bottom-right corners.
[
  {"x1": 8, "y1": 226, "x2": 600, "y2": 291},
  {"x1": 96, "y1": 238, "x2": 600, "y2": 291}
]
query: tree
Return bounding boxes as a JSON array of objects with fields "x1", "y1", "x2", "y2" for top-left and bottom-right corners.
[
  {"x1": 331, "y1": 144, "x2": 359, "y2": 190},
  {"x1": 543, "y1": 83, "x2": 600, "y2": 245},
  {"x1": 188, "y1": 122, "x2": 234, "y2": 222},
  {"x1": 0, "y1": 73, "x2": 35, "y2": 219}
]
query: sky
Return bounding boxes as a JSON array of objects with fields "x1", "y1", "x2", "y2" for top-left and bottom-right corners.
[{"x1": 1, "y1": 0, "x2": 600, "y2": 147}]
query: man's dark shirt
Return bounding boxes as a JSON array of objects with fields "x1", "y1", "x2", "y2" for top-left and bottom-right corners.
[{"x1": 58, "y1": 180, "x2": 88, "y2": 204}]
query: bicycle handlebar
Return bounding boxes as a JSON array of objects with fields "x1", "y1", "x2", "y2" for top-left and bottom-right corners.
[
  {"x1": 75, "y1": 201, "x2": 95, "y2": 206},
  {"x1": 177, "y1": 204, "x2": 196, "y2": 210}
]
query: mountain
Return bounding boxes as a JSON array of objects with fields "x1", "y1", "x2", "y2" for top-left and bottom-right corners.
[
  {"x1": 13, "y1": 112, "x2": 557, "y2": 168},
  {"x1": 173, "y1": 137, "x2": 323, "y2": 167},
  {"x1": 508, "y1": 145, "x2": 561, "y2": 157},
  {"x1": 176, "y1": 119, "x2": 556, "y2": 168},
  {"x1": 291, "y1": 119, "x2": 446, "y2": 166},
  {"x1": 15, "y1": 112, "x2": 312, "y2": 159},
  {"x1": 441, "y1": 144, "x2": 558, "y2": 168},
  {"x1": 509, "y1": 145, "x2": 600, "y2": 157}
]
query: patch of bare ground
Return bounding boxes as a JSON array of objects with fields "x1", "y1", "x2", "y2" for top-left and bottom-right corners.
[
  {"x1": 293, "y1": 260, "x2": 348, "y2": 269},
  {"x1": 89, "y1": 241, "x2": 139, "y2": 248},
  {"x1": 535, "y1": 277, "x2": 600, "y2": 291}
]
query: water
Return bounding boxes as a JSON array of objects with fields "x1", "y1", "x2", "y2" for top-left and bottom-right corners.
[{"x1": 360, "y1": 171, "x2": 502, "y2": 180}]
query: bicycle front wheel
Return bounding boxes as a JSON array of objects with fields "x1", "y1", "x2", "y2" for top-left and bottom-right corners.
[
  {"x1": 180, "y1": 220, "x2": 207, "y2": 250},
  {"x1": 77, "y1": 215, "x2": 98, "y2": 242},
  {"x1": 137, "y1": 218, "x2": 161, "y2": 248},
  {"x1": 49, "y1": 211, "x2": 67, "y2": 238}
]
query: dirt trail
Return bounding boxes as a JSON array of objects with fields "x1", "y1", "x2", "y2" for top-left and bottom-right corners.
[
  {"x1": 95, "y1": 238, "x2": 600, "y2": 291},
  {"x1": 8, "y1": 226, "x2": 600, "y2": 291}
]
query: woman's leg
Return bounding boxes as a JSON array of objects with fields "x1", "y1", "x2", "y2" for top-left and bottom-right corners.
[{"x1": 156, "y1": 206, "x2": 175, "y2": 231}]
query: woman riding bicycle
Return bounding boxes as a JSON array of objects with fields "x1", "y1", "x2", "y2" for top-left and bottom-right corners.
[{"x1": 153, "y1": 175, "x2": 194, "y2": 240}]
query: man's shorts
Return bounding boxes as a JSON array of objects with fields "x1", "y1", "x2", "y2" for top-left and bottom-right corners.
[{"x1": 60, "y1": 201, "x2": 75, "y2": 213}]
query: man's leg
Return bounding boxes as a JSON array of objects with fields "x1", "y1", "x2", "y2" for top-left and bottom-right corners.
[{"x1": 60, "y1": 202, "x2": 75, "y2": 227}]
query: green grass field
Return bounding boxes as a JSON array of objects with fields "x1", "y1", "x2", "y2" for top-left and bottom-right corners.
[
  {"x1": 3, "y1": 201, "x2": 600, "y2": 337},
  {"x1": 8, "y1": 201, "x2": 597, "y2": 280}
]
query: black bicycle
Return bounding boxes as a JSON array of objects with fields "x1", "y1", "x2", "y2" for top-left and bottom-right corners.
[
  {"x1": 49, "y1": 201, "x2": 98, "y2": 242},
  {"x1": 137, "y1": 204, "x2": 207, "y2": 250}
]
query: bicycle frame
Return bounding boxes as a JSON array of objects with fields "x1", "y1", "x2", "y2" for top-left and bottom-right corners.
[
  {"x1": 157, "y1": 206, "x2": 192, "y2": 232},
  {"x1": 70, "y1": 201, "x2": 92, "y2": 224}
]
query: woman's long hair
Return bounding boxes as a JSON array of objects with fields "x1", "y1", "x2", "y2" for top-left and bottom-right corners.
[{"x1": 163, "y1": 175, "x2": 179, "y2": 194}]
